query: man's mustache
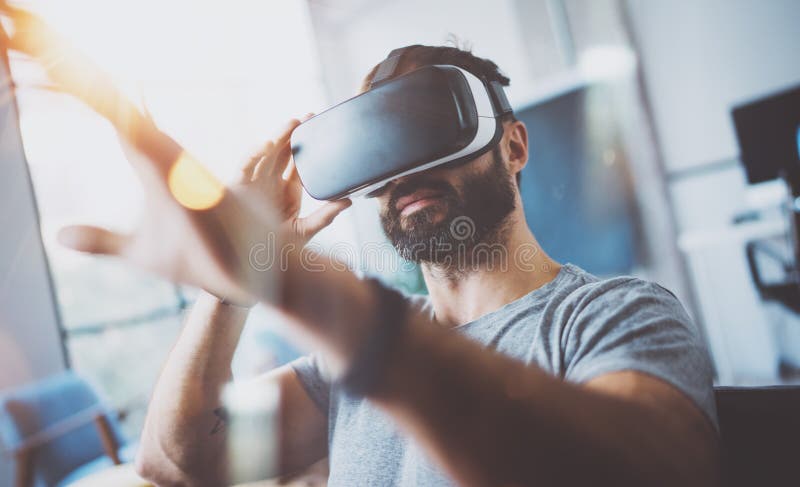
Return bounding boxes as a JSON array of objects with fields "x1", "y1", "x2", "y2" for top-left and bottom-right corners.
[{"x1": 387, "y1": 178, "x2": 457, "y2": 214}]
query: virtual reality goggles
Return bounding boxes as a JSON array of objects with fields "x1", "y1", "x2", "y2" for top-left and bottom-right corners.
[{"x1": 290, "y1": 48, "x2": 513, "y2": 200}]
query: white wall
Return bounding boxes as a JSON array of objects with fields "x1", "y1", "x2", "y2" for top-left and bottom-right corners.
[
  {"x1": 309, "y1": 0, "x2": 539, "y2": 103},
  {"x1": 0, "y1": 52, "x2": 67, "y2": 485},
  {"x1": 626, "y1": 0, "x2": 800, "y2": 174},
  {"x1": 625, "y1": 0, "x2": 800, "y2": 383}
]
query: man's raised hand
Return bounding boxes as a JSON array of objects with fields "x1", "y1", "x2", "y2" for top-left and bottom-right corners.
[{"x1": 240, "y1": 115, "x2": 352, "y2": 246}]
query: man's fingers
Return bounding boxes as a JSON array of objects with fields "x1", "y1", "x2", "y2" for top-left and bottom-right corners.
[
  {"x1": 276, "y1": 118, "x2": 302, "y2": 144},
  {"x1": 0, "y1": 3, "x2": 25, "y2": 29},
  {"x1": 118, "y1": 137, "x2": 151, "y2": 168},
  {"x1": 240, "y1": 155, "x2": 266, "y2": 184},
  {"x1": 57, "y1": 225, "x2": 127, "y2": 256},
  {"x1": 268, "y1": 119, "x2": 301, "y2": 176},
  {"x1": 118, "y1": 136, "x2": 172, "y2": 182},
  {"x1": 297, "y1": 199, "x2": 352, "y2": 238},
  {"x1": 282, "y1": 114, "x2": 312, "y2": 181},
  {"x1": 286, "y1": 159, "x2": 301, "y2": 184},
  {"x1": 253, "y1": 140, "x2": 293, "y2": 180},
  {"x1": 248, "y1": 119, "x2": 301, "y2": 181},
  {"x1": 271, "y1": 141, "x2": 294, "y2": 177},
  {"x1": 0, "y1": 4, "x2": 41, "y2": 54}
]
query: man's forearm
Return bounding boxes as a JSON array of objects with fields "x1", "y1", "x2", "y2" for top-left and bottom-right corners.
[{"x1": 136, "y1": 291, "x2": 250, "y2": 485}]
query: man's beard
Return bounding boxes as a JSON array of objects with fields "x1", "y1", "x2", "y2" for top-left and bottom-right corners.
[{"x1": 380, "y1": 147, "x2": 516, "y2": 267}]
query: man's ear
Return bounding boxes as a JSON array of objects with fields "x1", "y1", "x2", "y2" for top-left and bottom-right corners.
[{"x1": 503, "y1": 120, "x2": 528, "y2": 178}]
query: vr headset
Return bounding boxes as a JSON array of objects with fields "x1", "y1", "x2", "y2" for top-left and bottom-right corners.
[{"x1": 290, "y1": 47, "x2": 513, "y2": 200}]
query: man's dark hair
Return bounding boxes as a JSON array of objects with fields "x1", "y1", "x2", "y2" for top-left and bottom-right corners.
[{"x1": 362, "y1": 44, "x2": 521, "y2": 186}]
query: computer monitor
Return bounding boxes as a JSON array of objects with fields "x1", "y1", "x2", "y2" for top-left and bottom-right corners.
[
  {"x1": 733, "y1": 84, "x2": 800, "y2": 313},
  {"x1": 732, "y1": 84, "x2": 800, "y2": 188}
]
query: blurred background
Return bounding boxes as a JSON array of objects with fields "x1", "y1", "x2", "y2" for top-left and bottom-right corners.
[{"x1": 1, "y1": 0, "x2": 800, "y2": 484}]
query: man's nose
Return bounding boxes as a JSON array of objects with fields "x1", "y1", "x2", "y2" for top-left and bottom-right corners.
[
  {"x1": 389, "y1": 171, "x2": 430, "y2": 189},
  {"x1": 378, "y1": 175, "x2": 414, "y2": 196},
  {"x1": 385, "y1": 176, "x2": 408, "y2": 189}
]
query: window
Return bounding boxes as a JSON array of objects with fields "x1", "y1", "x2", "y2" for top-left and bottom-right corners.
[{"x1": 12, "y1": 0, "x2": 344, "y2": 437}]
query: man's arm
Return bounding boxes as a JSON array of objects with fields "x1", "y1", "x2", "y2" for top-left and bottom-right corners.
[
  {"x1": 279, "y1": 261, "x2": 720, "y2": 487},
  {"x1": 134, "y1": 291, "x2": 327, "y2": 486},
  {"x1": 371, "y1": 317, "x2": 720, "y2": 486}
]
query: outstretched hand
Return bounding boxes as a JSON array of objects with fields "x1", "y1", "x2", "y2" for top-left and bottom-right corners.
[
  {"x1": 58, "y1": 137, "x2": 285, "y2": 306},
  {"x1": 1, "y1": 5, "x2": 338, "y2": 305}
]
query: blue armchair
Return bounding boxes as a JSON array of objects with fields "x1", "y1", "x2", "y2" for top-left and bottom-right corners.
[{"x1": 0, "y1": 371, "x2": 135, "y2": 487}]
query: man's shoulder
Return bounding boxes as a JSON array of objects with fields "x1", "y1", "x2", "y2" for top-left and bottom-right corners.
[
  {"x1": 558, "y1": 264, "x2": 682, "y2": 309},
  {"x1": 517, "y1": 265, "x2": 691, "y2": 335},
  {"x1": 396, "y1": 265, "x2": 687, "y2": 327},
  {"x1": 396, "y1": 265, "x2": 679, "y2": 312},
  {"x1": 554, "y1": 266, "x2": 696, "y2": 345}
]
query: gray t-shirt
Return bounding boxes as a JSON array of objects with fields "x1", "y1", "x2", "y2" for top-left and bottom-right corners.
[{"x1": 290, "y1": 264, "x2": 717, "y2": 486}]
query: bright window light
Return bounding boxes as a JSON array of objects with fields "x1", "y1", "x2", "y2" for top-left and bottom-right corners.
[
  {"x1": 9, "y1": 0, "x2": 337, "y2": 434},
  {"x1": 577, "y1": 44, "x2": 637, "y2": 83}
]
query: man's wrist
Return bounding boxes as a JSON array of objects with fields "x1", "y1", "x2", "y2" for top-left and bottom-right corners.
[
  {"x1": 201, "y1": 289, "x2": 255, "y2": 310},
  {"x1": 218, "y1": 296, "x2": 255, "y2": 309},
  {"x1": 367, "y1": 310, "x2": 444, "y2": 403}
]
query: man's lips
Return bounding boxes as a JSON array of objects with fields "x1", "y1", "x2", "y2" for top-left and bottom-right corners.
[{"x1": 395, "y1": 188, "x2": 445, "y2": 215}]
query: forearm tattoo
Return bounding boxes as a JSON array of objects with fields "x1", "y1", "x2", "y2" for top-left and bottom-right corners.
[{"x1": 210, "y1": 406, "x2": 229, "y2": 435}]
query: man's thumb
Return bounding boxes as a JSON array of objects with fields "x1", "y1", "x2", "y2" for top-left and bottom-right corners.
[
  {"x1": 298, "y1": 199, "x2": 352, "y2": 238},
  {"x1": 58, "y1": 225, "x2": 127, "y2": 256}
]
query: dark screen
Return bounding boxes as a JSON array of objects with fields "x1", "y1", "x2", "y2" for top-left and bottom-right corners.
[
  {"x1": 732, "y1": 84, "x2": 800, "y2": 185},
  {"x1": 291, "y1": 66, "x2": 478, "y2": 200}
]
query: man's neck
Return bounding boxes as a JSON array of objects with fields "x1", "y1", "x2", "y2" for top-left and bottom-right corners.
[{"x1": 421, "y1": 208, "x2": 561, "y2": 328}]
